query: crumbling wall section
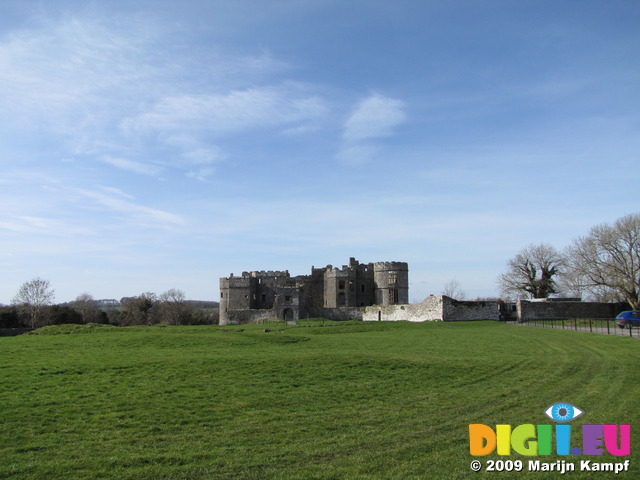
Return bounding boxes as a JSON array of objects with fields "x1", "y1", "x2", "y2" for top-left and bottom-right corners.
[
  {"x1": 362, "y1": 296, "x2": 444, "y2": 322},
  {"x1": 362, "y1": 296, "x2": 499, "y2": 322},
  {"x1": 442, "y1": 297, "x2": 500, "y2": 321}
]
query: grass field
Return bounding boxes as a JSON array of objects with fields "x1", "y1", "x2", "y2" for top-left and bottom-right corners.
[{"x1": 1, "y1": 321, "x2": 639, "y2": 479}]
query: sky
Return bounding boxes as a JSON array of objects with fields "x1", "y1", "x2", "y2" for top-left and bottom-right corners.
[{"x1": 1, "y1": 0, "x2": 639, "y2": 304}]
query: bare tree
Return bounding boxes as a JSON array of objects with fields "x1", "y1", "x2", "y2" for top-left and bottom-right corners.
[
  {"x1": 442, "y1": 279, "x2": 466, "y2": 300},
  {"x1": 12, "y1": 278, "x2": 55, "y2": 328},
  {"x1": 498, "y1": 243, "x2": 564, "y2": 300},
  {"x1": 158, "y1": 288, "x2": 191, "y2": 325},
  {"x1": 121, "y1": 292, "x2": 157, "y2": 325},
  {"x1": 71, "y1": 292, "x2": 100, "y2": 324},
  {"x1": 564, "y1": 213, "x2": 640, "y2": 309}
]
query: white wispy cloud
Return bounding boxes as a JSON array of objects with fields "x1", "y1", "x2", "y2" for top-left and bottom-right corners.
[
  {"x1": 124, "y1": 84, "x2": 327, "y2": 136},
  {"x1": 0, "y1": 16, "x2": 153, "y2": 122},
  {"x1": 0, "y1": 14, "x2": 326, "y2": 181},
  {"x1": 102, "y1": 156, "x2": 163, "y2": 177},
  {"x1": 338, "y1": 93, "x2": 406, "y2": 164},
  {"x1": 343, "y1": 93, "x2": 406, "y2": 143},
  {"x1": 77, "y1": 187, "x2": 187, "y2": 229},
  {"x1": 0, "y1": 216, "x2": 59, "y2": 234}
]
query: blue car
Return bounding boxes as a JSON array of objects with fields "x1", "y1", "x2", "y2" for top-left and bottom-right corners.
[{"x1": 616, "y1": 311, "x2": 640, "y2": 329}]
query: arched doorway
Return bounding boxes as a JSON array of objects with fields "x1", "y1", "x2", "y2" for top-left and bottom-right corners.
[{"x1": 283, "y1": 308, "x2": 294, "y2": 322}]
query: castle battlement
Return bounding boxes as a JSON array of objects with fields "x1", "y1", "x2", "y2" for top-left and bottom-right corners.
[{"x1": 249, "y1": 270, "x2": 289, "y2": 278}]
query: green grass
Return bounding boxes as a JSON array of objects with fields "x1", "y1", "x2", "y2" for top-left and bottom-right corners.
[{"x1": 1, "y1": 321, "x2": 639, "y2": 479}]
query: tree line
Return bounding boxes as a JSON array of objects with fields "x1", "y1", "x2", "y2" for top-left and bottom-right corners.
[
  {"x1": 1, "y1": 283, "x2": 219, "y2": 330},
  {"x1": 498, "y1": 212, "x2": 640, "y2": 309}
]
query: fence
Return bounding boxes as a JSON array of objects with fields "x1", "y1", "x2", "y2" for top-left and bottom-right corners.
[{"x1": 505, "y1": 318, "x2": 640, "y2": 338}]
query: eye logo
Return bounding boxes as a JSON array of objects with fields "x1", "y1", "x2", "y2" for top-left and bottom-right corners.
[{"x1": 545, "y1": 402, "x2": 583, "y2": 422}]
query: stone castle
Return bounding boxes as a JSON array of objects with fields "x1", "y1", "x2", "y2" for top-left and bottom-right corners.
[{"x1": 219, "y1": 257, "x2": 408, "y2": 325}]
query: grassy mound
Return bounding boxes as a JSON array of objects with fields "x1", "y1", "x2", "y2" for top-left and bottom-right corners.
[{"x1": 28, "y1": 323, "x2": 118, "y2": 335}]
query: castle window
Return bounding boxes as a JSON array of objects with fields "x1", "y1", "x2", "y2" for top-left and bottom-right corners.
[
  {"x1": 221, "y1": 292, "x2": 224, "y2": 298},
  {"x1": 261, "y1": 294, "x2": 266, "y2": 302},
  {"x1": 361, "y1": 284, "x2": 365, "y2": 293},
  {"x1": 389, "y1": 273, "x2": 398, "y2": 285},
  {"x1": 390, "y1": 288, "x2": 399, "y2": 304},
  {"x1": 285, "y1": 295, "x2": 291, "y2": 302},
  {"x1": 339, "y1": 280, "x2": 345, "y2": 290},
  {"x1": 338, "y1": 292, "x2": 346, "y2": 306}
]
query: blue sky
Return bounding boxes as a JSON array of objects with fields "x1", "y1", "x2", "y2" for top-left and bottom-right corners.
[{"x1": 1, "y1": 0, "x2": 639, "y2": 304}]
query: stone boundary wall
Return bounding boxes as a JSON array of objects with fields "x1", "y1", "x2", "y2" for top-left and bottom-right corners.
[
  {"x1": 362, "y1": 298, "x2": 442, "y2": 322},
  {"x1": 362, "y1": 296, "x2": 500, "y2": 322},
  {"x1": 362, "y1": 304, "x2": 411, "y2": 322},
  {"x1": 517, "y1": 300, "x2": 629, "y2": 322},
  {"x1": 443, "y1": 298, "x2": 500, "y2": 322}
]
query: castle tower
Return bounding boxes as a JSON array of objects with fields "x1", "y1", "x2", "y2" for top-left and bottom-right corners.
[
  {"x1": 219, "y1": 273, "x2": 253, "y2": 325},
  {"x1": 373, "y1": 262, "x2": 409, "y2": 305},
  {"x1": 323, "y1": 267, "x2": 353, "y2": 308}
]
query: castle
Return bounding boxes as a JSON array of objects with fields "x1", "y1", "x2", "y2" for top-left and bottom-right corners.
[{"x1": 219, "y1": 257, "x2": 408, "y2": 325}]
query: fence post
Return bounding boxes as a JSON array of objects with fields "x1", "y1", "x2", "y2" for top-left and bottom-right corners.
[
  {"x1": 562, "y1": 319, "x2": 565, "y2": 329},
  {"x1": 589, "y1": 319, "x2": 592, "y2": 333},
  {"x1": 574, "y1": 319, "x2": 578, "y2": 331},
  {"x1": 607, "y1": 319, "x2": 610, "y2": 335}
]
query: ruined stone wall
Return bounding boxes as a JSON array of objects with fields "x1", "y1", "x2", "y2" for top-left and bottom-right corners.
[
  {"x1": 362, "y1": 296, "x2": 499, "y2": 322},
  {"x1": 442, "y1": 297, "x2": 500, "y2": 321},
  {"x1": 517, "y1": 300, "x2": 628, "y2": 321},
  {"x1": 362, "y1": 296, "x2": 443, "y2": 322},
  {"x1": 249, "y1": 271, "x2": 291, "y2": 310},
  {"x1": 272, "y1": 285, "x2": 301, "y2": 322}
]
